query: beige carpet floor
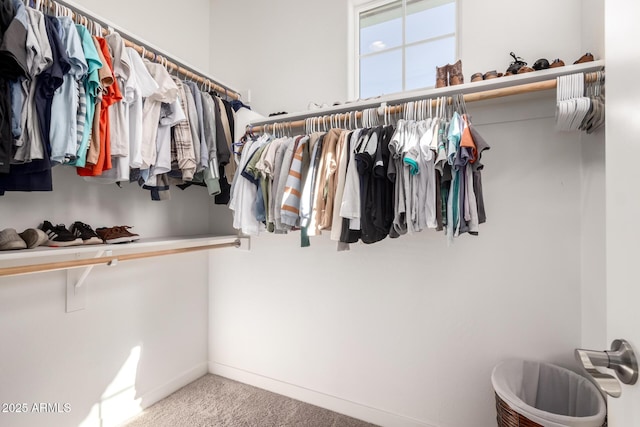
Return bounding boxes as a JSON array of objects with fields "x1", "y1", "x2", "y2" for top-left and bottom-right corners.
[{"x1": 124, "y1": 374, "x2": 378, "y2": 427}]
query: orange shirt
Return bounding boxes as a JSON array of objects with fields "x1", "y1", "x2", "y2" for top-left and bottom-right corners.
[
  {"x1": 78, "y1": 37, "x2": 122, "y2": 177},
  {"x1": 460, "y1": 114, "x2": 478, "y2": 163}
]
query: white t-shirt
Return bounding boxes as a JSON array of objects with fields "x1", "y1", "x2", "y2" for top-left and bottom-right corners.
[
  {"x1": 105, "y1": 32, "x2": 132, "y2": 158},
  {"x1": 126, "y1": 48, "x2": 158, "y2": 169},
  {"x1": 140, "y1": 61, "x2": 178, "y2": 170},
  {"x1": 145, "y1": 99, "x2": 186, "y2": 186}
]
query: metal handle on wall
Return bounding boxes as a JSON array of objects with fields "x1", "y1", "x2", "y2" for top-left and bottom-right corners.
[{"x1": 575, "y1": 339, "x2": 639, "y2": 398}]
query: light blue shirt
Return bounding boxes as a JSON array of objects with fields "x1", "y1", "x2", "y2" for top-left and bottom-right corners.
[{"x1": 49, "y1": 17, "x2": 87, "y2": 165}]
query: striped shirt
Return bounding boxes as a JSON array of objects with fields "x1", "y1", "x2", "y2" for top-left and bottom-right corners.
[
  {"x1": 171, "y1": 78, "x2": 196, "y2": 182},
  {"x1": 281, "y1": 136, "x2": 310, "y2": 227}
]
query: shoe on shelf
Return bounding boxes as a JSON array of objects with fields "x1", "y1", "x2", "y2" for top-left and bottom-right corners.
[
  {"x1": 19, "y1": 228, "x2": 48, "y2": 249},
  {"x1": 39, "y1": 221, "x2": 83, "y2": 247},
  {"x1": 0, "y1": 228, "x2": 28, "y2": 251},
  {"x1": 70, "y1": 222, "x2": 103, "y2": 245},
  {"x1": 448, "y1": 59, "x2": 464, "y2": 85},
  {"x1": 435, "y1": 64, "x2": 449, "y2": 88},
  {"x1": 483, "y1": 70, "x2": 503, "y2": 80},
  {"x1": 532, "y1": 58, "x2": 550, "y2": 71},
  {"x1": 96, "y1": 226, "x2": 140, "y2": 244},
  {"x1": 517, "y1": 66, "x2": 535, "y2": 73},
  {"x1": 574, "y1": 52, "x2": 594, "y2": 64},
  {"x1": 550, "y1": 58, "x2": 565, "y2": 68},
  {"x1": 506, "y1": 52, "x2": 527, "y2": 75},
  {"x1": 470, "y1": 72, "x2": 484, "y2": 83}
]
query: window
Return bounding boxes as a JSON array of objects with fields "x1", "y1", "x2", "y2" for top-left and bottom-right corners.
[{"x1": 354, "y1": 0, "x2": 457, "y2": 99}]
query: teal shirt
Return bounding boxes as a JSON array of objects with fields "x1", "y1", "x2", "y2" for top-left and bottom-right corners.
[{"x1": 68, "y1": 25, "x2": 102, "y2": 167}]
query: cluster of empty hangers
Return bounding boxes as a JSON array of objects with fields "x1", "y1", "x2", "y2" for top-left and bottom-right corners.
[{"x1": 556, "y1": 71, "x2": 605, "y2": 133}]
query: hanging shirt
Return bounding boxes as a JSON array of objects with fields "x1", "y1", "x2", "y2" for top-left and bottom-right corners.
[
  {"x1": 77, "y1": 37, "x2": 122, "y2": 177},
  {"x1": 145, "y1": 97, "x2": 185, "y2": 186},
  {"x1": 0, "y1": 13, "x2": 65, "y2": 195},
  {"x1": 49, "y1": 16, "x2": 87, "y2": 165},
  {"x1": 371, "y1": 126, "x2": 394, "y2": 239},
  {"x1": 140, "y1": 60, "x2": 178, "y2": 170},
  {"x1": 229, "y1": 134, "x2": 269, "y2": 236},
  {"x1": 330, "y1": 130, "x2": 353, "y2": 242},
  {"x1": 171, "y1": 78, "x2": 196, "y2": 181},
  {"x1": 12, "y1": 8, "x2": 51, "y2": 163},
  {"x1": 446, "y1": 112, "x2": 463, "y2": 240},
  {"x1": 7, "y1": 0, "x2": 27, "y2": 141},
  {"x1": 125, "y1": 47, "x2": 158, "y2": 169},
  {"x1": 0, "y1": 0, "x2": 27, "y2": 173},
  {"x1": 183, "y1": 81, "x2": 206, "y2": 172},
  {"x1": 84, "y1": 33, "x2": 133, "y2": 184},
  {"x1": 387, "y1": 122, "x2": 407, "y2": 237},
  {"x1": 67, "y1": 24, "x2": 101, "y2": 168},
  {"x1": 83, "y1": 36, "x2": 110, "y2": 167},
  {"x1": 181, "y1": 84, "x2": 201, "y2": 171},
  {"x1": 200, "y1": 92, "x2": 220, "y2": 195},
  {"x1": 262, "y1": 137, "x2": 287, "y2": 231},
  {"x1": 281, "y1": 135, "x2": 310, "y2": 227},
  {"x1": 105, "y1": 32, "x2": 131, "y2": 158},
  {"x1": 311, "y1": 128, "x2": 341, "y2": 232}
]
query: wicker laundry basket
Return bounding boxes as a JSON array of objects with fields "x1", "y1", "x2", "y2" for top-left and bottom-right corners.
[
  {"x1": 492, "y1": 360, "x2": 607, "y2": 427},
  {"x1": 495, "y1": 393, "x2": 607, "y2": 427}
]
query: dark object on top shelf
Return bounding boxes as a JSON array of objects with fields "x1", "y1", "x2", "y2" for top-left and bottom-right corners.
[{"x1": 506, "y1": 52, "x2": 527, "y2": 75}]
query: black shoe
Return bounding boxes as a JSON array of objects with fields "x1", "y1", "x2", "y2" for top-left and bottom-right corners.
[
  {"x1": 70, "y1": 222, "x2": 103, "y2": 245},
  {"x1": 39, "y1": 221, "x2": 83, "y2": 247}
]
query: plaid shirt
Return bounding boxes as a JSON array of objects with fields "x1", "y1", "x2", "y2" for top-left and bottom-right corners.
[{"x1": 170, "y1": 78, "x2": 196, "y2": 182}]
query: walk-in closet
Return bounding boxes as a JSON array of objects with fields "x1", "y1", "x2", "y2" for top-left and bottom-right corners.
[{"x1": 1, "y1": 0, "x2": 638, "y2": 426}]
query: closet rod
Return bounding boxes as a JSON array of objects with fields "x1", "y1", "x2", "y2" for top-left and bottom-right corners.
[
  {"x1": 249, "y1": 69, "x2": 603, "y2": 134},
  {"x1": 0, "y1": 240, "x2": 240, "y2": 278},
  {"x1": 47, "y1": 0, "x2": 241, "y2": 100}
]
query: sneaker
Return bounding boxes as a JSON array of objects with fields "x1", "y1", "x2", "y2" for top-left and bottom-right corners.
[
  {"x1": 19, "y1": 228, "x2": 48, "y2": 249},
  {"x1": 70, "y1": 222, "x2": 103, "y2": 245},
  {"x1": 95, "y1": 226, "x2": 140, "y2": 244},
  {"x1": 0, "y1": 228, "x2": 28, "y2": 251},
  {"x1": 39, "y1": 221, "x2": 83, "y2": 247}
]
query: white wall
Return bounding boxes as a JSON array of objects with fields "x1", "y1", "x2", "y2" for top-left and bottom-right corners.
[
  {"x1": 209, "y1": 0, "x2": 349, "y2": 115},
  {"x1": 208, "y1": 1, "x2": 603, "y2": 426},
  {"x1": 0, "y1": 1, "x2": 215, "y2": 426},
  {"x1": 69, "y1": 0, "x2": 212, "y2": 72}
]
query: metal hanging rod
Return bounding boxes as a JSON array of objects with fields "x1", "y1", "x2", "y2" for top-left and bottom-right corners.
[
  {"x1": 39, "y1": 0, "x2": 241, "y2": 100},
  {"x1": 249, "y1": 61, "x2": 605, "y2": 134},
  {"x1": 0, "y1": 240, "x2": 241, "y2": 279}
]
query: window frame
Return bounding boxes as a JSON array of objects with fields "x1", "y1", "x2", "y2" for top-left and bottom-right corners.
[{"x1": 348, "y1": 0, "x2": 460, "y2": 100}]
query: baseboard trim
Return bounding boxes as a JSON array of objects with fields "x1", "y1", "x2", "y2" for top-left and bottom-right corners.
[
  {"x1": 139, "y1": 362, "x2": 209, "y2": 408},
  {"x1": 209, "y1": 362, "x2": 437, "y2": 427}
]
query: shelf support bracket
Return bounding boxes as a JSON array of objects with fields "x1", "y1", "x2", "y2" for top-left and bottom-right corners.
[{"x1": 66, "y1": 250, "x2": 113, "y2": 313}]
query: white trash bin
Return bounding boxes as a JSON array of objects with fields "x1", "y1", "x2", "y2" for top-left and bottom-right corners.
[{"x1": 491, "y1": 360, "x2": 607, "y2": 427}]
